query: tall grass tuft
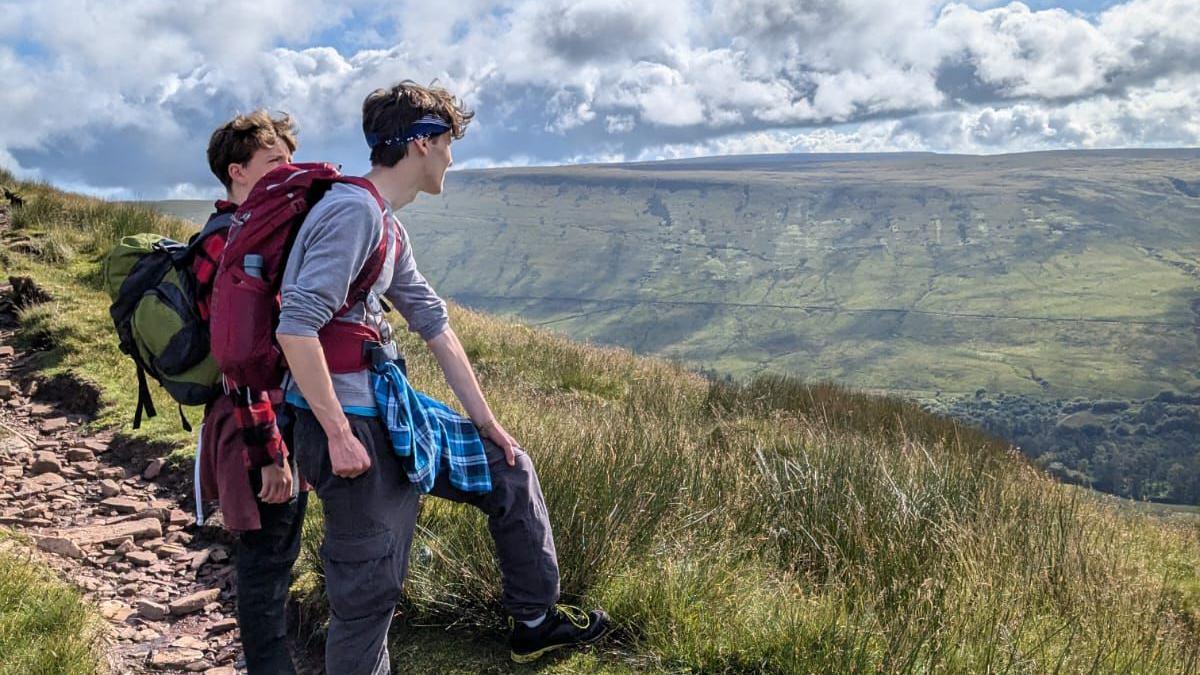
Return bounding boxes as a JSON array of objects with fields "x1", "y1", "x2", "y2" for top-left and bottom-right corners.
[
  {"x1": 0, "y1": 540, "x2": 103, "y2": 675},
  {"x1": 5, "y1": 180, "x2": 193, "y2": 285}
]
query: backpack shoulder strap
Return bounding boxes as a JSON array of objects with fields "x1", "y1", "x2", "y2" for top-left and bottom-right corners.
[{"x1": 332, "y1": 178, "x2": 401, "y2": 318}]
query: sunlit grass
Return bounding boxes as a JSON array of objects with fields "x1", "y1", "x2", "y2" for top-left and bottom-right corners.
[{"x1": 0, "y1": 530, "x2": 103, "y2": 675}]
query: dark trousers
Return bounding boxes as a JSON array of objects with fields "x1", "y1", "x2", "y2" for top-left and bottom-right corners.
[
  {"x1": 235, "y1": 457, "x2": 308, "y2": 675},
  {"x1": 293, "y1": 409, "x2": 560, "y2": 675}
]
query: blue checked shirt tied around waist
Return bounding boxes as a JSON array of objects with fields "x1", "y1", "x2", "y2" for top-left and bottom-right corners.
[{"x1": 371, "y1": 360, "x2": 492, "y2": 494}]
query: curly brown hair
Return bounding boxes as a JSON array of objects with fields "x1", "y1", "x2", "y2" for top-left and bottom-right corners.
[
  {"x1": 362, "y1": 80, "x2": 474, "y2": 167},
  {"x1": 207, "y1": 110, "x2": 298, "y2": 190}
]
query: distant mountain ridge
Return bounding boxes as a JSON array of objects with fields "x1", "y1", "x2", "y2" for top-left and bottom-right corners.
[{"x1": 149, "y1": 148, "x2": 1200, "y2": 400}]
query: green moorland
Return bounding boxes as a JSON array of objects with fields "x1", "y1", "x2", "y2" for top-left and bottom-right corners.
[
  {"x1": 152, "y1": 149, "x2": 1200, "y2": 504},
  {"x1": 9, "y1": 170, "x2": 1200, "y2": 672},
  {"x1": 411, "y1": 150, "x2": 1200, "y2": 401}
]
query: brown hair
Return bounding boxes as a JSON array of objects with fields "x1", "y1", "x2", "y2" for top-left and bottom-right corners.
[
  {"x1": 362, "y1": 80, "x2": 474, "y2": 167},
  {"x1": 207, "y1": 110, "x2": 298, "y2": 190}
]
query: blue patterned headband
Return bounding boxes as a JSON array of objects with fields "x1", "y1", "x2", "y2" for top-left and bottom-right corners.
[{"x1": 365, "y1": 115, "x2": 452, "y2": 149}]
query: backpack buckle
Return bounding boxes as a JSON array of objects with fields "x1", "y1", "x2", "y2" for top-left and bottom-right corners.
[{"x1": 363, "y1": 340, "x2": 404, "y2": 375}]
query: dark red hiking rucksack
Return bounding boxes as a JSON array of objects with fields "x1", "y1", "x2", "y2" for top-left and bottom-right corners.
[{"x1": 209, "y1": 162, "x2": 396, "y2": 393}]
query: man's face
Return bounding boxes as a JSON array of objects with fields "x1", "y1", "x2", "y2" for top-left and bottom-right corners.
[
  {"x1": 237, "y1": 143, "x2": 291, "y2": 190},
  {"x1": 420, "y1": 133, "x2": 453, "y2": 195},
  {"x1": 227, "y1": 143, "x2": 291, "y2": 202}
]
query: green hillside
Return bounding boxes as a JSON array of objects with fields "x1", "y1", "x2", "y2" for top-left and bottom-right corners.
[
  {"x1": 421, "y1": 150, "x2": 1198, "y2": 399},
  {"x1": 150, "y1": 148, "x2": 1200, "y2": 503},
  {"x1": 153, "y1": 150, "x2": 1200, "y2": 398},
  {"x1": 10, "y1": 165, "x2": 1200, "y2": 672}
]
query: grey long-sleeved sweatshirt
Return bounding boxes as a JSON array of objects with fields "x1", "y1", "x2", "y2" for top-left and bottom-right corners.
[{"x1": 277, "y1": 182, "x2": 449, "y2": 410}]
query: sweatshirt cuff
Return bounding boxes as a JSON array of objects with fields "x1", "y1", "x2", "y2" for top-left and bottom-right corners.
[
  {"x1": 275, "y1": 317, "x2": 320, "y2": 338},
  {"x1": 416, "y1": 319, "x2": 450, "y2": 342}
]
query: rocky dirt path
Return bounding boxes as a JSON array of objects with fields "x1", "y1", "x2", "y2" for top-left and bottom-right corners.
[{"x1": 0, "y1": 279, "x2": 256, "y2": 674}]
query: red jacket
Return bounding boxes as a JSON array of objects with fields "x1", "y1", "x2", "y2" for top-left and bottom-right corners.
[
  {"x1": 195, "y1": 202, "x2": 303, "y2": 532},
  {"x1": 197, "y1": 389, "x2": 311, "y2": 532},
  {"x1": 198, "y1": 392, "x2": 277, "y2": 532}
]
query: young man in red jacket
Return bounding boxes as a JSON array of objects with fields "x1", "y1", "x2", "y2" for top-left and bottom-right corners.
[
  {"x1": 202, "y1": 110, "x2": 303, "y2": 675},
  {"x1": 277, "y1": 81, "x2": 609, "y2": 673}
]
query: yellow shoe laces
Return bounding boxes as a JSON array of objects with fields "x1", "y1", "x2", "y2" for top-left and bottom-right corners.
[
  {"x1": 511, "y1": 604, "x2": 592, "y2": 631},
  {"x1": 554, "y1": 604, "x2": 591, "y2": 630}
]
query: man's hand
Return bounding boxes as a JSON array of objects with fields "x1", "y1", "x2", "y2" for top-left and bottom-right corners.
[
  {"x1": 426, "y1": 329, "x2": 520, "y2": 467},
  {"x1": 479, "y1": 418, "x2": 520, "y2": 467},
  {"x1": 258, "y1": 461, "x2": 293, "y2": 504},
  {"x1": 329, "y1": 427, "x2": 372, "y2": 478}
]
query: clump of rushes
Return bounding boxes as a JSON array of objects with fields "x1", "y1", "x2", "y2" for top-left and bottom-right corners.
[{"x1": 5, "y1": 170, "x2": 1200, "y2": 672}]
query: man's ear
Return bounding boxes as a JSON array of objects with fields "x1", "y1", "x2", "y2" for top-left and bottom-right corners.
[
  {"x1": 412, "y1": 138, "x2": 431, "y2": 156},
  {"x1": 227, "y1": 162, "x2": 245, "y2": 186}
]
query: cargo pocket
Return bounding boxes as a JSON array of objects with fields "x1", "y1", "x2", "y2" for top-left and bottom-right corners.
[{"x1": 320, "y1": 529, "x2": 401, "y2": 621}]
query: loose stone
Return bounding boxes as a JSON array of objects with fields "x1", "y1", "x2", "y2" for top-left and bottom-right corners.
[
  {"x1": 100, "y1": 496, "x2": 144, "y2": 514},
  {"x1": 34, "y1": 535, "x2": 83, "y2": 559},
  {"x1": 26, "y1": 472, "x2": 66, "y2": 489},
  {"x1": 30, "y1": 451, "x2": 62, "y2": 475},
  {"x1": 149, "y1": 648, "x2": 205, "y2": 669},
  {"x1": 206, "y1": 618, "x2": 238, "y2": 635},
  {"x1": 99, "y1": 479, "x2": 121, "y2": 497},
  {"x1": 39, "y1": 417, "x2": 68, "y2": 434},
  {"x1": 126, "y1": 550, "x2": 157, "y2": 566},
  {"x1": 135, "y1": 599, "x2": 170, "y2": 621},
  {"x1": 67, "y1": 517, "x2": 162, "y2": 545},
  {"x1": 142, "y1": 458, "x2": 166, "y2": 480},
  {"x1": 169, "y1": 588, "x2": 221, "y2": 616}
]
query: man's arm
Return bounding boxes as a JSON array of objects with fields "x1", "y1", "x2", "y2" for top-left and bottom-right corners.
[
  {"x1": 276, "y1": 195, "x2": 382, "y2": 478},
  {"x1": 384, "y1": 223, "x2": 519, "y2": 466},
  {"x1": 277, "y1": 335, "x2": 371, "y2": 478},
  {"x1": 426, "y1": 327, "x2": 518, "y2": 466}
]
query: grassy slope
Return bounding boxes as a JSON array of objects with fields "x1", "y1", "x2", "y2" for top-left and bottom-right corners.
[
  {"x1": 10, "y1": 171, "x2": 1200, "y2": 672},
  {"x1": 0, "y1": 515, "x2": 103, "y2": 674}
]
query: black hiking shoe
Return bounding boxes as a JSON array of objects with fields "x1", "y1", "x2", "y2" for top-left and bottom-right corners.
[{"x1": 509, "y1": 605, "x2": 610, "y2": 663}]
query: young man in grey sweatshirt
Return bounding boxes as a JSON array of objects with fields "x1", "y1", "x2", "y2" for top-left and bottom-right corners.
[{"x1": 276, "y1": 81, "x2": 608, "y2": 674}]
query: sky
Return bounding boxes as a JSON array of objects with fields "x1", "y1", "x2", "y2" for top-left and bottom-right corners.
[{"x1": 0, "y1": 0, "x2": 1196, "y2": 199}]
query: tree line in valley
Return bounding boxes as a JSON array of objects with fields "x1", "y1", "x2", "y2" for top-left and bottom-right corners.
[{"x1": 928, "y1": 390, "x2": 1200, "y2": 504}]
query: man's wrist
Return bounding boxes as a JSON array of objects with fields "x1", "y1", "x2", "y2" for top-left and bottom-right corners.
[
  {"x1": 474, "y1": 416, "x2": 497, "y2": 433},
  {"x1": 322, "y1": 417, "x2": 355, "y2": 444}
]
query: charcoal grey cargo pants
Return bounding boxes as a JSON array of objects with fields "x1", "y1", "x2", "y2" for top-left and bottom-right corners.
[{"x1": 294, "y1": 409, "x2": 560, "y2": 675}]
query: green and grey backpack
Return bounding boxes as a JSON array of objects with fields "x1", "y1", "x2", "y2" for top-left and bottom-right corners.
[{"x1": 104, "y1": 232, "x2": 222, "y2": 430}]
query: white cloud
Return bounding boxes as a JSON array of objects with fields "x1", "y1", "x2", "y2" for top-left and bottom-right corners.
[
  {"x1": 605, "y1": 115, "x2": 636, "y2": 134},
  {"x1": 165, "y1": 182, "x2": 219, "y2": 201},
  {"x1": 0, "y1": 0, "x2": 1196, "y2": 196}
]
